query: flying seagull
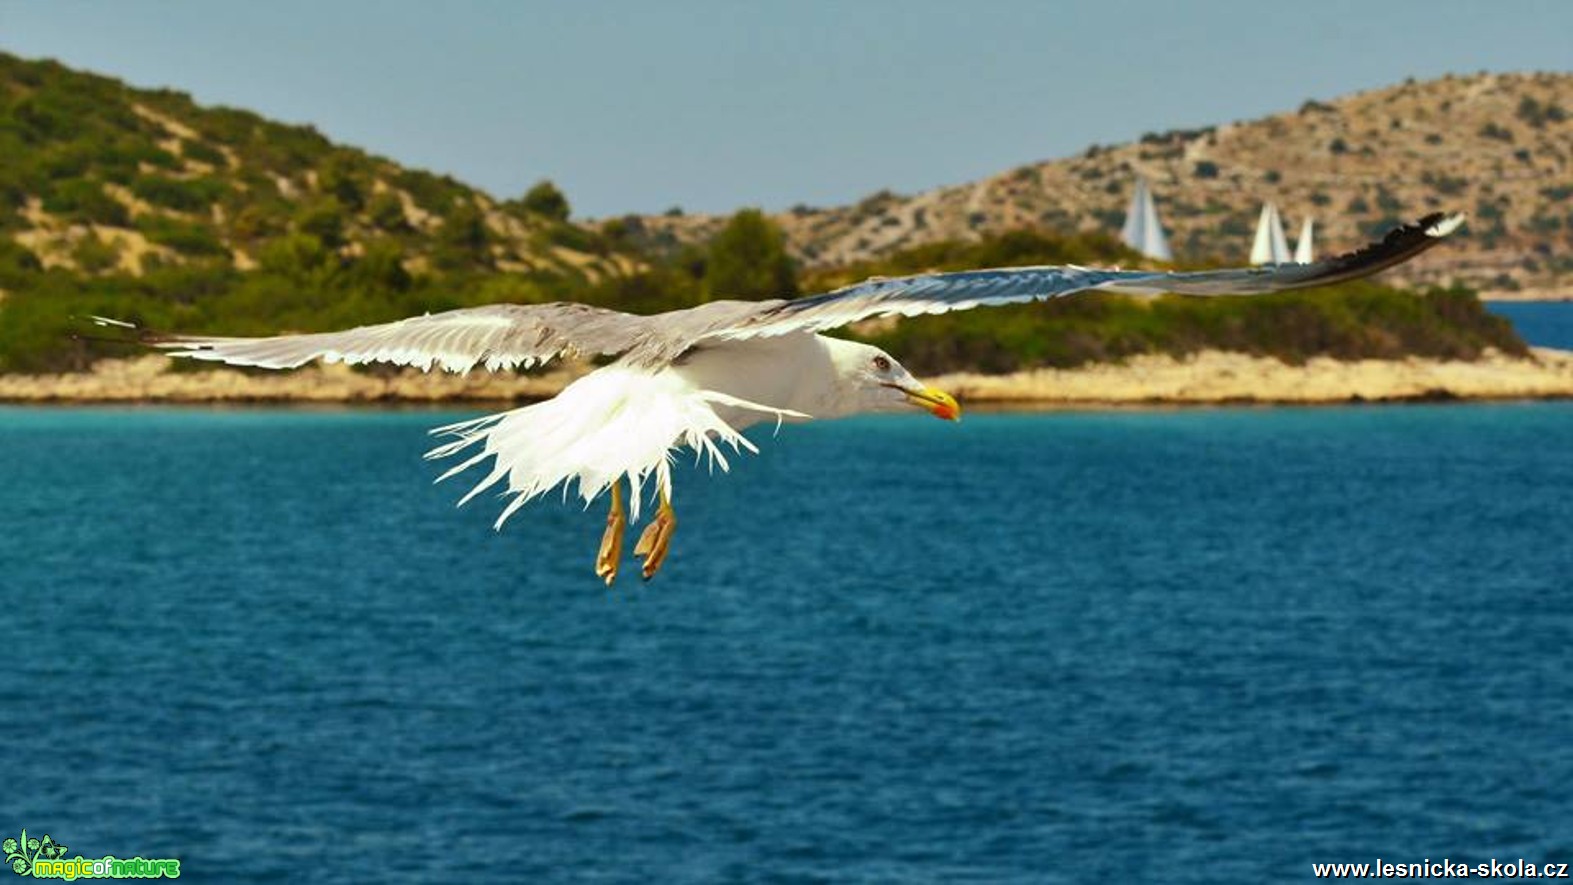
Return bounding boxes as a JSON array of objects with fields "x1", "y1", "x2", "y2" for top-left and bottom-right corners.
[{"x1": 103, "y1": 213, "x2": 1463, "y2": 583}]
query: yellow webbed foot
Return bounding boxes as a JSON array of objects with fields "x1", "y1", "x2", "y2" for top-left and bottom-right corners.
[
  {"x1": 633, "y1": 495, "x2": 677, "y2": 581},
  {"x1": 594, "y1": 483, "x2": 626, "y2": 586}
]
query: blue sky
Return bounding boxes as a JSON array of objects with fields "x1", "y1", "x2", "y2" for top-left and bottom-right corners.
[{"x1": 1, "y1": 1, "x2": 1568, "y2": 217}]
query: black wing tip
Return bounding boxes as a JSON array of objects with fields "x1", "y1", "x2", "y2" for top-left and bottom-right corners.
[
  {"x1": 1295, "y1": 211, "x2": 1466, "y2": 288},
  {"x1": 1357, "y1": 211, "x2": 1466, "y2": 253}
]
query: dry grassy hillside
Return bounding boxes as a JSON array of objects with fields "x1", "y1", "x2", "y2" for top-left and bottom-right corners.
[
  {"x1": 636, "y1": 73, "x2": 1573, "y2": 297},
  {"x1": 0, "y1": 53, "x2": 637, "y2": 284}
]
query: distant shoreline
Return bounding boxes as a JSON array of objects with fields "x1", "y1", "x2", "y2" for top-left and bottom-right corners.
[
  {"x1": 928, "y1": 348, "x2": 1573, "y2": 406},
  {"x1": 5, "y1": 350, "x2": 1573, "y2": 407},
  {"x1": 1480, "y1": 292, "x2": 1573, "y2": 303}
]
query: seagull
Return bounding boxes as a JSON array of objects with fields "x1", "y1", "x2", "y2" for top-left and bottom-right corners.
[{"x1": 103, "y1": 213, "x2": 1463, "y2": 583}]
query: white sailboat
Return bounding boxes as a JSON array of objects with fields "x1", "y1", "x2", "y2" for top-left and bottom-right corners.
[
  {"x1": 1249, "y1": 202, "x2": 1291, "y2": 265},
  {"x1": 1293, "y1": 217, "x2": 1315, "y2": 264},
  {"x1": 1120, "y1": 177, "x2": 1172, "y2": 262}
]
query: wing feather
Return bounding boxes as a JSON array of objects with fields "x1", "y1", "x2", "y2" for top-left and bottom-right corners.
[
  {"x1": 100, "y1": 214, "x2": 1464, "y2": 372},
  {"x1": 117, "y1": 302, "x2": 655, "y2": 374}
]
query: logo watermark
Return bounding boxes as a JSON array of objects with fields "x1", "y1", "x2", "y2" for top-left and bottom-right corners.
[{"x1": 5, "y1": 830, "x2": 179, "y2": 880}]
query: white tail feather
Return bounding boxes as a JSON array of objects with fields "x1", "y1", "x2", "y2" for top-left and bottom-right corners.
[{"x1": 425, "y1": 365, "x2": 801, "y2": 528}]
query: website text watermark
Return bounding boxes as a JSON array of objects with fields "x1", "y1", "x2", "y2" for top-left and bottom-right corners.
[{"x1": 1313, "y1": 859, "x2": 1569, "y2": 879}]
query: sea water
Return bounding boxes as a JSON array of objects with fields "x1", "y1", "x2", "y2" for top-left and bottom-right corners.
[
  {"x1": 2, "y1": 398, "x2": 1571, "y2": 883},
  {"x1": 1489, "y1": 300, "x2": 1573, "y2": 351},
  {"x1": 1, "y1": 297, "x2": 1570, "y2": 884}
]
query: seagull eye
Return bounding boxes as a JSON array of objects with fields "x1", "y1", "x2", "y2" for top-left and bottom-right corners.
[{"x1": 873, "y1": 355, "x2": 891, "y2": 372}]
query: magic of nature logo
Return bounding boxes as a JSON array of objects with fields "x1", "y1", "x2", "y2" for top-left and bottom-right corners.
[{"x1": 4, "y1": 830, "x2": 179, "y2": 879}]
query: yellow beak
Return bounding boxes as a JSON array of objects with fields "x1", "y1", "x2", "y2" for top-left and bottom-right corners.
[{"x1": 905, "y1": 385, "x2": 962, "y2": 422}]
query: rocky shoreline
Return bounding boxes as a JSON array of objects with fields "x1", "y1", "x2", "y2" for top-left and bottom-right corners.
[
  {"x1": 3, "y1": 349, "x2": 1573, "y2": 407},
  {"x1": 928, "y1": 348, "x2": 1573, "y2": 406}
]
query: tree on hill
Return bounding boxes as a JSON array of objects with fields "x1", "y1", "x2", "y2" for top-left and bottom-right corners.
[
  {"x1": 367, "y1": 192, "x2": 410, "y2": 233},
  {"x1": 521, "y1": 180, "x2": 570, "y2": 222},
  {"x1": 349, "y1": 239, "x2": 412, "y2": 292},
  {"x1": 293, "y1": 199, "x2": 346, "y2": 249},
  {"x1": 319, "y1": 153, "x2": 367, "y2": 211},
  {"x1": 433, "y1": 200, "x2": 492, "y2": 270},
  {"x1": 704, "y1": 209, "x2": 798, "y2": 300},
  {"x1": 259, "y1": 232, "x2": 334, "y2": 278}
]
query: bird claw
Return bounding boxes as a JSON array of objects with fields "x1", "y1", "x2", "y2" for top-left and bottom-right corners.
[
  {"x1": 595, "y1": 486, "x2": 626, "y2": 586},
  {"x1": 634, "y1": 505, "x2": 676, "y2": 581},
  {"x1": 595, "y1": 511, "x2": 625, "y2": 586}
]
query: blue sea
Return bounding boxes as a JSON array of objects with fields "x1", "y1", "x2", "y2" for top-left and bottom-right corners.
[
  {"x1": 3, "y1": 307, "x2": 1572, "y2": 883},
  {"x1": 1489, "y1": 300, "x2": 1573, "y2": 351}
]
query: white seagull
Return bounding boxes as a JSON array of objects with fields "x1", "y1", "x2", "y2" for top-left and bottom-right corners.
[{"x1": 104, "y1": 213, "x2": 1463, "y2": 583}]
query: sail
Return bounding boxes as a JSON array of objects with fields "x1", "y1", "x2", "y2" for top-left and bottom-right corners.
[
  {"x1": 1120, "y1": 177, "x2": 1172, "y2": 261},
  {"x1": 1293, "y1": 217, "x2": 1315, "y2": 264},
  {"x1": 1250, "y1": 202, "x2": 1291, "y2": 265}
]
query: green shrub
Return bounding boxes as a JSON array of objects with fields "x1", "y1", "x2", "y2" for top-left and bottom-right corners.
[
  {"x1": 42, "y1": 180, "x2": 129, "y2": 226},
  {"x1": 1478, "y1": 122, "x2": 1514, "y2": 142},
  {"x1": 520, "y1": 180, "x2": 570, "y2": 221},
  {"x1": 258, "y1": 233, "x2": 334, "y2": 277},
  {"x1": 181, "y1": 139, "x2": 226, "y2": 166},
  {"x1": 229, "y1": 203, "x2": 289, "y2": 241},
  {"x1": 319, "y1": 153, "x2": 367, "y2": 210},
  {"x1": 367, "y1": 192, "x2": 410, "y2": 232},
  {"x1": 137, "y1": 215, "x2": 228, "y2": 256},
  {"x1": 1516, "y1": 96, "x2": 1568, "y2": 128},
  {"x1": 130, "y1": 174, "x2": 227, "y2": 213},
  {"x1": 0, "y1": 238, "x2": 42, "y2": 280},
  {"x1": 704, "y1": 209, "x2": 797, "y2": 300},
  {"x1": 432, "y1": 201, "x2": 492, "y2": 270},
  {"x1": 1422, "y1": 172, "x2": 1468, "y2": 196},
  {"x1": 71, "y1": 232, "x2": 121, "y2": 272},
  {"x1": 40, "y1": 143, "x2": 96, "y2": 179},
  {"x1": 542, "y1": 221, "x2": 605, "y2": 255},
  {"x1": 392, "y1": 169, "x2": 466, "y2": 215},
  {"x1": 293, "y1": 199, "x2": 346, "y2": 249},
  {"x1": 347, "y1": 240, "x2": 412, "y2": 292}
]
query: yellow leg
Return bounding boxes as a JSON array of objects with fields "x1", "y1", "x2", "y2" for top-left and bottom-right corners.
[
  {"x1": 594, "y1": 483, "x2": 626, "y2": 586},
  {"x1": 633, "y1": 488, "x2": 677, "y2": 581}
]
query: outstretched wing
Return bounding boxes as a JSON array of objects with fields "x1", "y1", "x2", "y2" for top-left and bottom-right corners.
[
  {"x1": 105, "y1": 213, "x2": 1463, "y2": 372},
  {"x1": 106, "y1": 302, "x2": 657, "y2": 373},
  {"x1": 696, "y1": 213, "x2": 1465, "y2": 344}
]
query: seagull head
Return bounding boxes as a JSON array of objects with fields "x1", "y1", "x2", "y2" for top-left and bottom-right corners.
[{"x1": 826, "y1": 339, "x2": 961, "y2": 421}]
